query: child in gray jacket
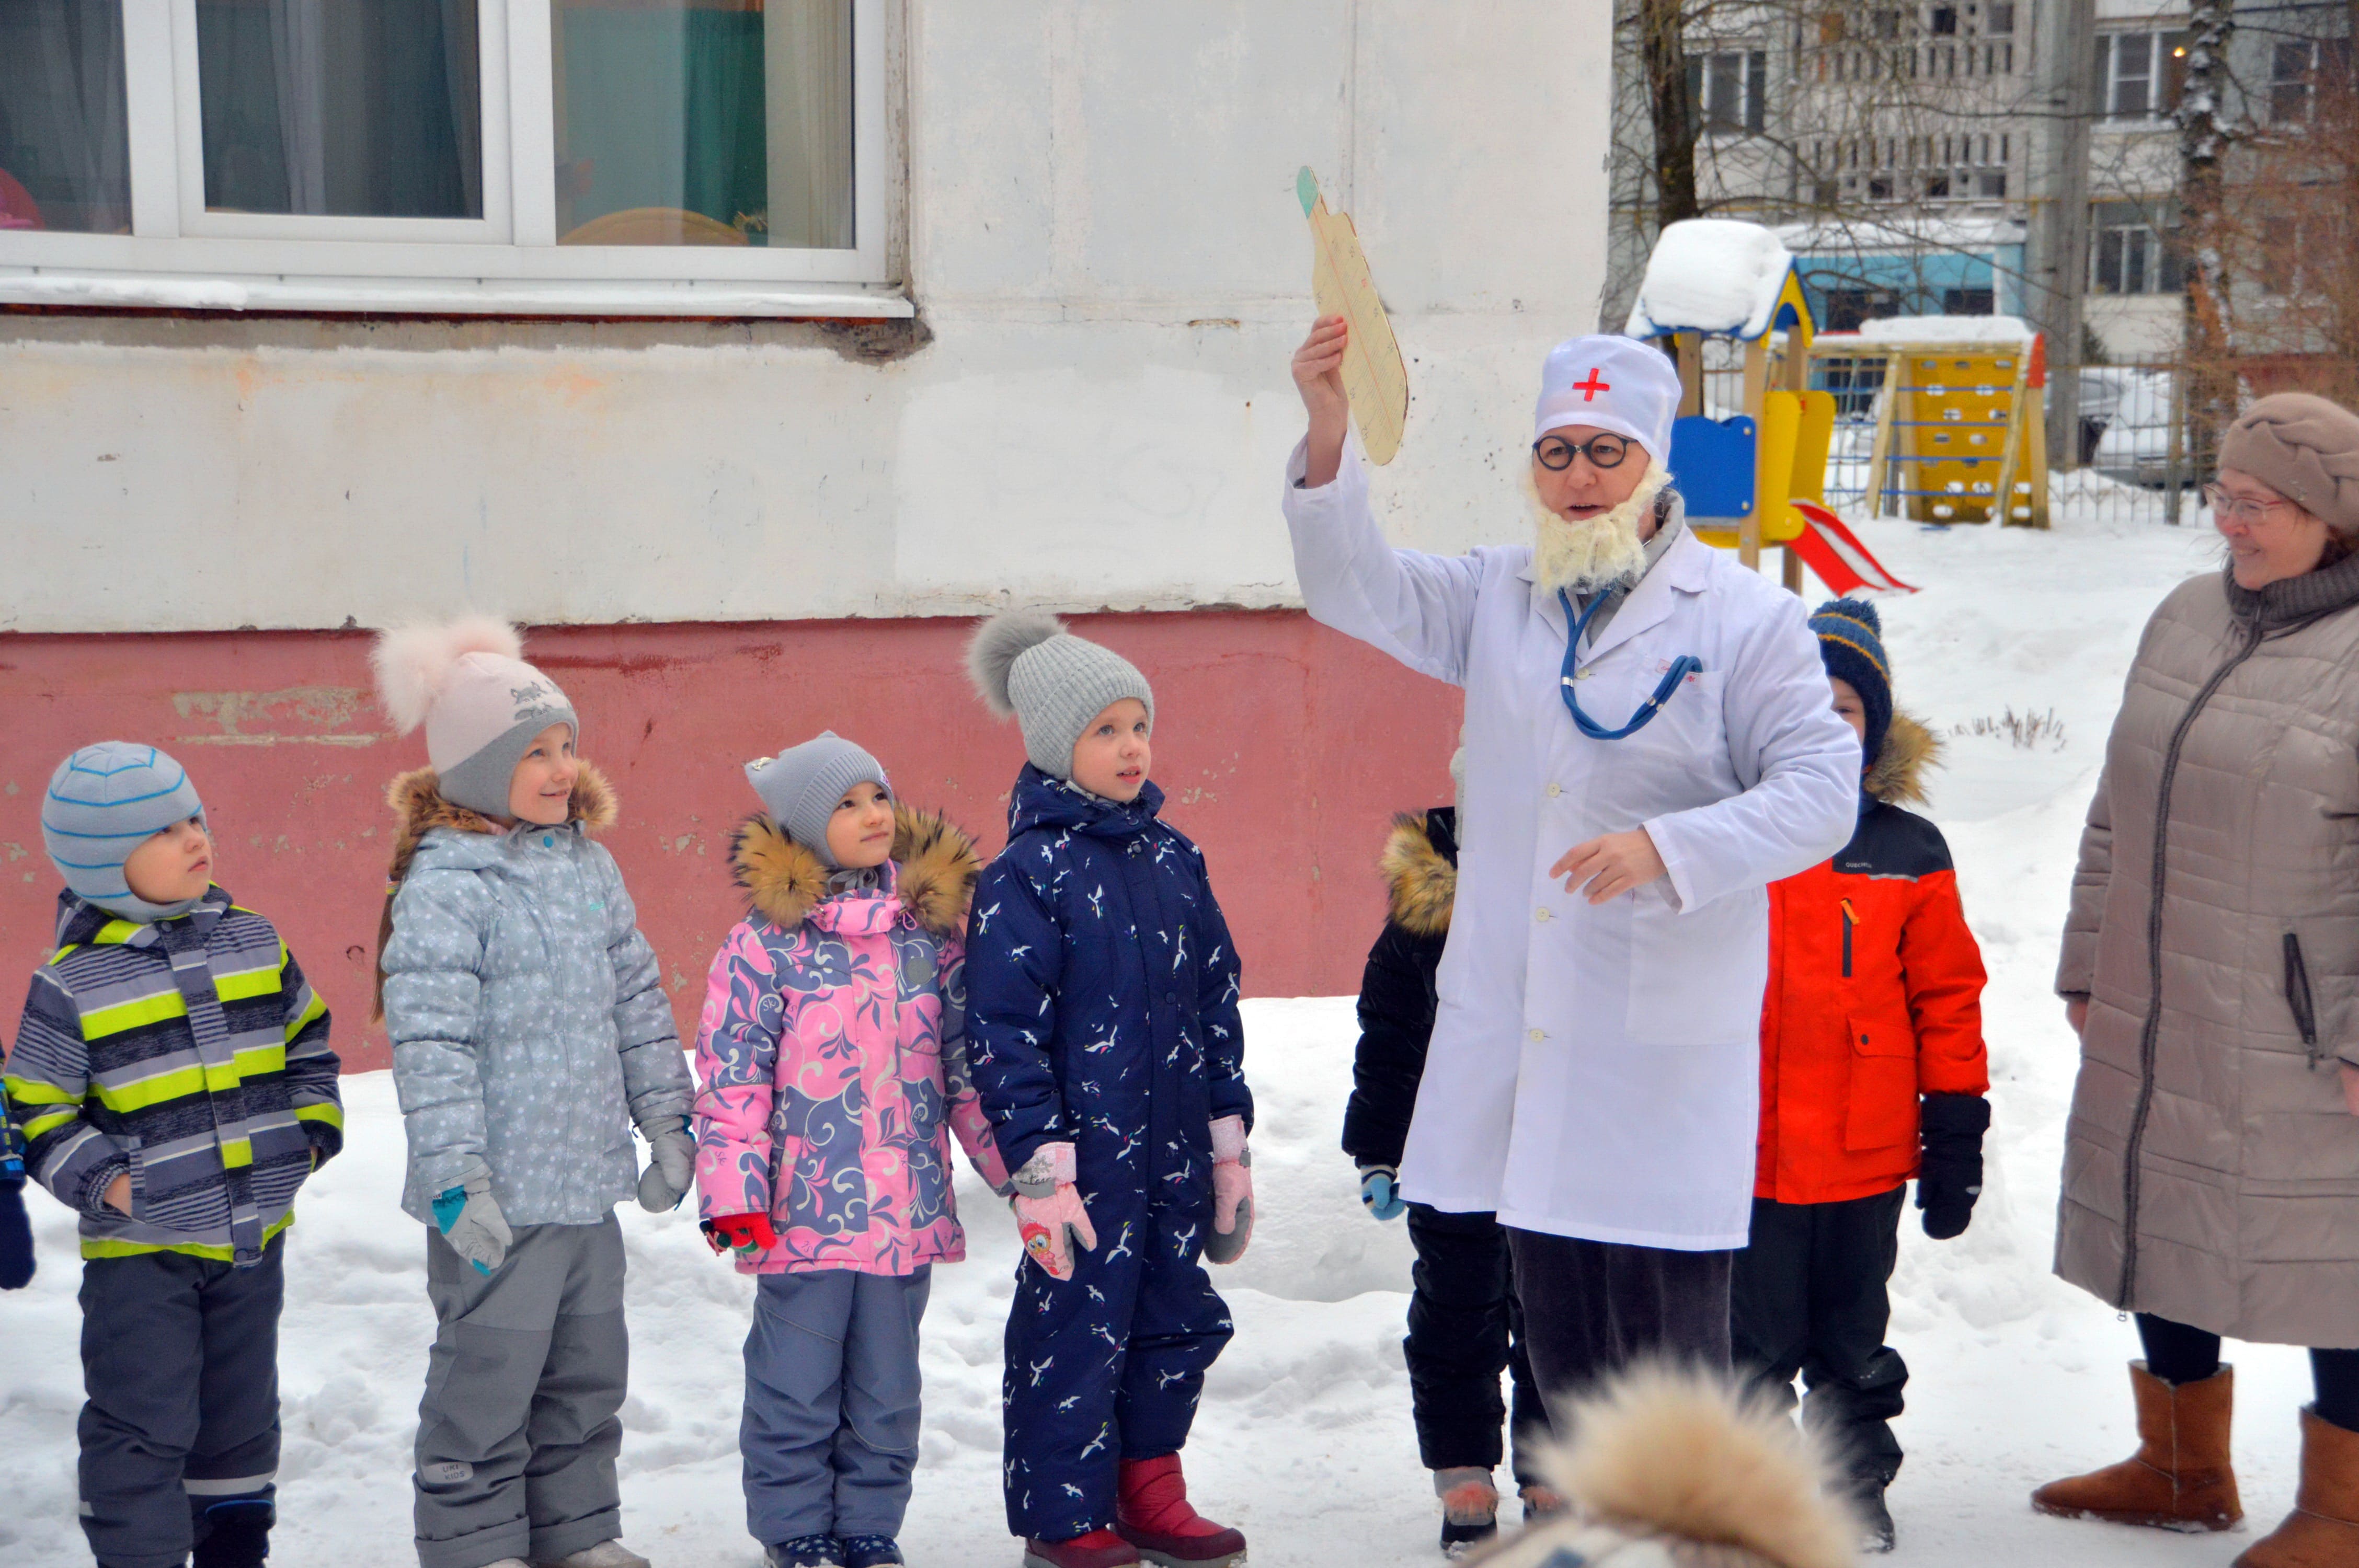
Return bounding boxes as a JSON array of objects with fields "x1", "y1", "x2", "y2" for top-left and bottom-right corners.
[{"x1": 373, "y1": 617, "x2": 696, "y2": 1568}]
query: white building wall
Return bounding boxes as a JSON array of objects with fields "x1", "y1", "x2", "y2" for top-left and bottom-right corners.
[{"x1": 0, "y1": 0, "x2": 1612, "y2": 636}]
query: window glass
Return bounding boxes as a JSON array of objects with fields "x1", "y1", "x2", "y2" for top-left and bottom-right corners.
[
  {"x1": 2273, "y1": 41, "x2": 2315, "y2": 122},
  {"x1": 553, "y1": 0, "x2": 853, "y2": 249},
  {"x1": 2111, "y1": 35, "x2": 2151, "y2": 117},
  {"x1": 0, "y1": 1, "x2": 131, "y2": 233},
  {"x1": 196, "y1": 0, "x2": 484, "y2": 217}
]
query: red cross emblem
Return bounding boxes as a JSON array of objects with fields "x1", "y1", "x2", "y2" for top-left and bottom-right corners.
[{"x1": 1573, "y1": 368, "x2": 1611, "y2": 401}]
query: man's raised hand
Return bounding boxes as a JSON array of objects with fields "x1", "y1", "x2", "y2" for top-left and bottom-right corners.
[{"x1": 1292, "y1": 315, "x2": 1351, "y2": 488}]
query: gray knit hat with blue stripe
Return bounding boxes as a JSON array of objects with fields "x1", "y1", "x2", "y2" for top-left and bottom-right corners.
[
  {"x1": 966, "y1": 610, "x2": 1155, "y2": 780},
  {"x1": 746, "y1": 732, "x2": 890, "y2": 869},
  {"x1": 42, "y1": 743, "x2": 208, "y2": 923}
]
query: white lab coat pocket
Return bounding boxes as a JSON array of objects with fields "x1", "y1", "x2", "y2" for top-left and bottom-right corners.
[{"x1": 1623, "y1": 882, "x2": 1764, "y2": 1046}]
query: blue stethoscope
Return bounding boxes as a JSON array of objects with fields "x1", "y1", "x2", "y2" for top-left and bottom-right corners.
[{"x1": 1557, "y1": 587, "x2": 1705, "y2": 740}]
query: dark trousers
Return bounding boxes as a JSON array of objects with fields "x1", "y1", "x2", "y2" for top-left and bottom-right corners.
[
  {"x1": 2139, "y1": 1313, "x2": 2359, "y2": 1434},
  {"x1": 1505, "y1": 1227, "x2": 1733, "y2": 1425},
  {"x1": 1405, "y1": 1205, "x2": 1550, "y2": 1483},
  {"x1": 1002, "y1": 1192, "x2": 1233, "y2": 1541},
  {"x1": 79, "y1": 1238, "x2": 284, "y2": 1568},
  {"x1": 1731, "y1": 1187, "x2": 1908, "y2": 1491},
  {"x1": 742, "y1": 1267, "x2": 931, "y2": 1546}
]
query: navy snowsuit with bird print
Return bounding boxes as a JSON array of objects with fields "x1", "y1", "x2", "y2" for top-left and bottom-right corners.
[{"x1": 966, "y1": 765, "x2": 1251, "y2": 1540}]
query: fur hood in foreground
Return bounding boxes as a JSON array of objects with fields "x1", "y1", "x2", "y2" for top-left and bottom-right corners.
[
  {"x1": 372, "y1": 762, "x2": 619, "y2": 1019},
  {"x1": 1865, "y1": 711, "x2": 1939, "y2": 808},
  {"x1": 730, "y1": 804, "x2": 980, "y2": 938},
  {"x1": 1471, "y1": 1364, "x2": 1859, "y2": 1568},
  {"x1": 1380, "y1": 812, "x2": 1458, "y2": 938}
]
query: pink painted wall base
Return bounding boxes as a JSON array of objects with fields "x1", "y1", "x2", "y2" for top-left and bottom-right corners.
[{"x1": 0, "y1": 611, "x2": 1463, "y2": 1071}]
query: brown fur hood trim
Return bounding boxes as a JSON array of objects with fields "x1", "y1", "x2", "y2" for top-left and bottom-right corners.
[
  {"x1": 731, "y1": 804, "x2": 980, "y2": 937},
  {"x1": 1380, "y1": 813, "x2": 1457, "y2": 938},
  {"x1": 382, "y1": 762, "x2": 618, "y2": 887},
  {"x1": 1473, "y1": 1363, "x2": 1857, "y2": 1568},
  {"x1": 1866, "y1": 710, "x2": 1940, "y2": 806}
]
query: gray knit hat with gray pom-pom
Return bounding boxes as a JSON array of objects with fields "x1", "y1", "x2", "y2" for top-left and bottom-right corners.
[{"x1": 967, "y1": 610, "x2": 1155, "y2": 781}]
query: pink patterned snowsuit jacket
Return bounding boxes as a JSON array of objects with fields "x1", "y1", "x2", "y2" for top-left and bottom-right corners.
[{"x1": 693, "y1": 808, "x2": 1008, "y2": 1275}]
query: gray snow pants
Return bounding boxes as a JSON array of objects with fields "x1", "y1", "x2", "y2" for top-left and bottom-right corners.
[
  {"x1": 1506, "y1": 1227, "x2": 1733, "y2": 1424},
  {"x1": 741, "y1": 1266, "x2": 931, "y2": 1547},
  {"x1": 413, "y1": 1217, "x2": 627, "y2": 1568},
  {"x1": 78, "y1": 1236, "x2": 284, "y2": 1568}
]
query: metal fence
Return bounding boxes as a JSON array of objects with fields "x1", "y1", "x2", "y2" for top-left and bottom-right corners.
[{"x1": 1691, "y1": 338, "x2": 2206, "y2": 530}]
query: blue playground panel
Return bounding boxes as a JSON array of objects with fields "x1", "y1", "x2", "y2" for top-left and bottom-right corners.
[{"x1": 1669, "y1": 414, "x2": 1756, "y2": 520}]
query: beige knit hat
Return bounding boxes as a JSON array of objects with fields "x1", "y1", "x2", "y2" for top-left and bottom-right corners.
[{"x1": 2218, "y1": 392, "x2": 2359, "y2": 537}]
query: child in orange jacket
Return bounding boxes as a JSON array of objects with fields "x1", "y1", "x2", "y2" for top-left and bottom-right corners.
[{"x1": 1733, "y1": 598, "x2": 1989, "y2": 1557}]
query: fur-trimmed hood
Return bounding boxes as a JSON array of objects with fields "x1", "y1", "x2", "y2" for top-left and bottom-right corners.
[
  {"x1": 1865, "y1": 710, "x2": 1939, "y2": 807},
  {"x1": 1380, "y1": 809, "x2": 1459, "y2": 938},
  {"x1": 730, "y1": 804, "x2": 980, "y2": 938},
  {"x1": 383, "y1": 762, "x2": 616, "y2": 885},
  {"x1": 1471, "y1": 1364, "x2": 1858, "y2": 1568}
]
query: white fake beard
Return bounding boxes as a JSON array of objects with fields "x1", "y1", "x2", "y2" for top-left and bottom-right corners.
[{"x1": 1527, "y1": 462, "x2": 1674, "y2": 596}]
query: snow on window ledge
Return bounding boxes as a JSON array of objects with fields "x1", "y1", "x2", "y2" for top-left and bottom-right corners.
[{"x1": 0, "y1": 270, "x2": 914, "y2": 320}]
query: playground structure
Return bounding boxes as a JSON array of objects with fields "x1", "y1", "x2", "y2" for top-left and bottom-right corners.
[
  {"x1": 1625, "y1": 220, "x2": 2045, "y2": 595},
  {"x1": 1807, "y1": 319, "x2": 2050, "y2": 527}
]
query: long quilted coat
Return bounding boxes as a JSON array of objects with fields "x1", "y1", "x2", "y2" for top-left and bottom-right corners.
[
  {"x1": 2057, "y1": 557, "x2": 2359, "y2": 1345},
  {"x1": 693, "y1": 807, "x2": 1007, "y2": 1275},
  {"x1": 965, "y1": 767, "x2": 1251, "y2": 1197}
]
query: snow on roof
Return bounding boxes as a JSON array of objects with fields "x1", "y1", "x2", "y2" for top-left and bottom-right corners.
[
  {"x1": 1851, "y1": 314, "x2": 2035, "y2": 343},
  {"x1": 1623, "y1": 218, "x2": 1796, "y2": 340}
]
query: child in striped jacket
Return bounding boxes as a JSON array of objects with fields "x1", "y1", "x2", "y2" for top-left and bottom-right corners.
[{"x1": 5, "y1": 742, "x2": 343, "y2": 1568}]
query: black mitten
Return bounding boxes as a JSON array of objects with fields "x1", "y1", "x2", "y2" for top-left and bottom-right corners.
[
  {"x1": 1916, "y1": 1092, "x2": 1990, "y2": 1240},
  {"x1": 0, "y1": 1180, "x2": 35, "y2": 1290}
]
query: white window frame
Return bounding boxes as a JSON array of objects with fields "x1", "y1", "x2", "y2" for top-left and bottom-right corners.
[{"x1": 0, "y1": 0, "x2": 904, "y2": 317}]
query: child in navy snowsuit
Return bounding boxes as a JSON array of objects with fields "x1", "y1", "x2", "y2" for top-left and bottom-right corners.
[{"x1": 964, "y1": 612, "x2": 1253, "y2": 1568}]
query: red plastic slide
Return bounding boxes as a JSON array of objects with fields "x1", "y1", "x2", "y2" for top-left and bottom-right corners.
[{"x1": 1788, "y1": 500, "x2": 1918, "y2": 595}]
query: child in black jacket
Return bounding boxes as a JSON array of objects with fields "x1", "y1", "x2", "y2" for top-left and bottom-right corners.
[{"x1": 1344, "y1": 802, "x2": 1555, "y2": 1559}]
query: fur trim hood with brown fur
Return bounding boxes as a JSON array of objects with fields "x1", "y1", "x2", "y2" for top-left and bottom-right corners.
[
  {"x1": 1380, "y1": 812, "x2": 1458, "y2": 938},
  {"x1": 1471, "y1": 1364, "x2": 1859, "y2": 1568},
  {"x1": 731, "y1": 804, "x2": 980, "y2": 938},
  {"x1": 1865, "y1": 710, "x2": 1939, "y2": 808}
]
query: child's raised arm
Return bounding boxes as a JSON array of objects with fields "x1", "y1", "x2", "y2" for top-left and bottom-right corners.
[{"x1": 964, "y1": 862, "x2": 1070, "y2": 1180}]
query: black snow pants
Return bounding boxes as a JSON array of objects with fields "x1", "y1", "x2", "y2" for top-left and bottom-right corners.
[
  {"x1": 78, "y1": 1236, "x2": 284, "y2": 1568},
  {"x1": 1404, "y1": 1205, "x2": 1550, "y2": 1483},
  {"x1": 1731, "y1": 1186, "x2": 1909, "y2": 1491},
  {"x1": 1506, "y1": 1228, "x2": 1734, "y2": 1423}
]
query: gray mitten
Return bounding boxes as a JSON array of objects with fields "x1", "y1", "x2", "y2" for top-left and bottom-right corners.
[
  {"x1": 636, "y1": 1117, "x2": 697, "y2": 1213},
  {"x1": 431, "y1": 1174, "x2": 512, "y2": 1274}
]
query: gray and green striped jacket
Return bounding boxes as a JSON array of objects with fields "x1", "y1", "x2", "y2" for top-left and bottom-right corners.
[{"x1": 4, "y1": 886, "x2": 341, "y2": 1266}]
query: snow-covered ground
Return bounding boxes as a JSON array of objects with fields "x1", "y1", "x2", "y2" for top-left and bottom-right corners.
[{"x1": 2, "y1": 506, "x2": 2298, "y2": 1568}]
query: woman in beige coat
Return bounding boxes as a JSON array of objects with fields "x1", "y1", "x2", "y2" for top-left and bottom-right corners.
[{"x1": 2034, "y1": 392, "x2": 2359, "y2": 1568}]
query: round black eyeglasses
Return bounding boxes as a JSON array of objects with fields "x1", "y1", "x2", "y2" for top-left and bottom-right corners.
[{"x1": 1533, "y1": 432, "x2": 1631, "y2": 471}]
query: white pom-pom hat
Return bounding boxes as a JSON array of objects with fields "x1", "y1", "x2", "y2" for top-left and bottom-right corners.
[{"x1": 372, "y1": 615, "x2": 578, "y2": 817}]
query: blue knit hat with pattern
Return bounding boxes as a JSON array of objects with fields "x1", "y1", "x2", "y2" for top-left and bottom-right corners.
[
  {"x1": 1810, "y1": 597, "x2": 1893, "y2": 770},
  {"x1": 42, "y1": 742, "x2": 209, "y2": 922}
]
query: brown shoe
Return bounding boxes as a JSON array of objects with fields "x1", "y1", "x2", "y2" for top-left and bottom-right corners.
[
  {"x1": 2032, "y1": 1361, "x2": 2242, "y2": 1531},
  {"x1": 2236, "y1": 1408, "x2": 2359, "y2": 1567}
]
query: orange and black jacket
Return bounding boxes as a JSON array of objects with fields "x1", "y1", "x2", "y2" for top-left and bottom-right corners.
[{"x1": 1757, "y1": 716, "x2": 1988, "y2": 1205}]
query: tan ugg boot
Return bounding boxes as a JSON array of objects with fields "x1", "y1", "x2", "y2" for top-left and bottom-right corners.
[
  {"x1": 2236, "y1": 1408, "x2": 2359, "y2": 1567},
  {"x1": 2032, "y1": 1362, "x2": 2242, "y2": 1530}
]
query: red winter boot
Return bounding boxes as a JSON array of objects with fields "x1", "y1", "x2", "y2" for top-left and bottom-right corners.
[
  {"x1": 1022, "y1": 1527, "x2": 1141, "y2": 1568},
  {"x1": 1115, "y1": 1454, "x2": 1247, "y2": 1567}
]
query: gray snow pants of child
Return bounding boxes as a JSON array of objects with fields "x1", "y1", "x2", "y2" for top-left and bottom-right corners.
[
  {"x1": 741, "y1": 1266, "x2": 931, "y2": 1548},
  {"x1": 1506, "y1": 1228, "x2": 1733, "y2": 1423},
  {"x1": 413, "y1": 1217, "x2": 627, "y2": 1568},
  {"x1": 79, "y1": 1236, "x2": 284, "y2": 1568}
]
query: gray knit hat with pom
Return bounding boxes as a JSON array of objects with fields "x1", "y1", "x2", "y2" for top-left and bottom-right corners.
[
  {"x1": 967, "y1": 611, "x2": 1155, "y2": 781},
  {"x1": 745, "y1": 731, "x2": 890, "y2": 869}
]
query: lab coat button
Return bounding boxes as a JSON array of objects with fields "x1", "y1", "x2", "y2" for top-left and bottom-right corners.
[
  {"x1": 1535, "y1": 907, "x2": 1551, "y2": 923},
  {"x1": 1546, "y1": 782, "x2": 1562, "y2": 798},
  {"x1": 1527, "y1": 1028, "x2": 1545, "y2": 1042}
]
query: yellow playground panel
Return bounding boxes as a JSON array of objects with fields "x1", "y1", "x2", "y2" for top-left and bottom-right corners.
[{"x1": 1810, "y1": 331, "x2": 2050, "y2": 527}]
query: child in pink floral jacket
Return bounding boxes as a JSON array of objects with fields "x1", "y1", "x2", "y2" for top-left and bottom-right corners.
[{"x1": 692, "y1": 732, "x2": 1008, "y2": 1568}]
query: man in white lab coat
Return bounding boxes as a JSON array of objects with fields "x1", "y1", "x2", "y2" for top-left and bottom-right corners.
[{"x1": 1283, "y1": 320, "x2": 1860, "y2": 1406}]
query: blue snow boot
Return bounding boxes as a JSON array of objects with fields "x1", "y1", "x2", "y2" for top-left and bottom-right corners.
[
  {"x1": 765, "y1": 1538, "x2": 845, "y2": 1568},
  {"x1": 837, "y1": 1537, "x2": 904, "y2": 1567}
]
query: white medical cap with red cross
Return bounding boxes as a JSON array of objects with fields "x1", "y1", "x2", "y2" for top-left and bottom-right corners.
[{"x1": 1533, "y1": 335, "x2": 1682, "y2": 466}]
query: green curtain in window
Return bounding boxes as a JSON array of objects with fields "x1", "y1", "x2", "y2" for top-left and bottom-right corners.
[{"x1": 559, "y1": 10, "x2": 769, "y2": 241}]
